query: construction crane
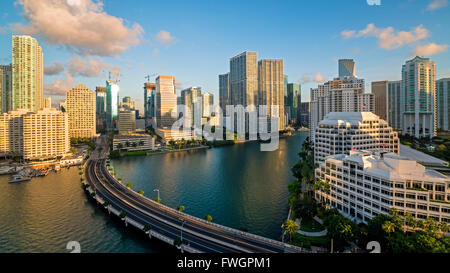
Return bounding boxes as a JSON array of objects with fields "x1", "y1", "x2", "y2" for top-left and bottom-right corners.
[
  {"x1": 145, "y1": 73, "x2": 157, "y2": 83},
  {"x1": 103, "y1": 70, "x2": 121, "y2": 83}
]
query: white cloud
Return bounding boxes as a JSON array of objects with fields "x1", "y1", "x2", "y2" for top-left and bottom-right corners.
[
  {"x1": 341, "y1": 23, "x2": 429, "y2": 50},
  {"x1": 44, "y1": 62, "x2": 64, "y2": 75},
  {"x1": 427, "y1": 0, "x2": 448, "y2": 10},
  {"x1": 44, "y1": 72, "x2": 74, "y2": 95},
  {"x1": 68, "y1": 56, "x2": 121, "y2": 78},
  {"x1": 156, "y1": 30, "x2": 176, "y2": 47},
  {"x1": 412, "y1": 43, "x2": 448, "y2": 56},
  {"x1": 15, "y1": 0, "x2": 144, "y2": 56},
  {"x1": 314, "y1": 73, "x2": 327, "y2": 83}
]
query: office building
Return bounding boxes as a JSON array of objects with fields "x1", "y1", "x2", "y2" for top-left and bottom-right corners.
[
  {"x1": 371, "y1": 80, "x2": 388, "y2": 121},
  {"x1": 0, "y1": 108, "x2": 70, "y2": 160},
  {"x1": 436, "y1": 78, "x2": 450, "y2": 132},
  {"x1": 113, "y1": 133, "x2": 155, "y2": 151},
  {"x1": 96, "y1": 86, "x2": 107, "y2": 132},
  {"x1": 144, "y1": 82, "x2": 156, "y2": 127},
  {"x1": 299, "y1": 102, "x2": 310, "y2": 128},
  {"x1": 43, "y1": 97, "x2": 51, "y2": 109},
  {"x1": 202, "y1": 92, "x2": 214, "y2": 117},
  {"x1": 0, "y1": 65, "x2": 12, "y2": 113},
  {"x1": 286, "y1": 83, "x2": 301, "y2": 124},
  {"x1": 155, "y1": 75, "x2": 177, "y2": 128},
  {"x1": 66, "y1": 84, "x2": 96, "y2": 139},
  {"x1": 314, "y1": 150, "x2": 450, "y2": 224},
  {"x1": 106, "y1": 80, "x2": 119, "y2": 130},
  {"x1": 121, "y1": 96, "x2": 135, "y2": 110},
  {"x1": 387, "y1": 80, "x2": 402, "y2": 130},
  {"x1": 401, "y1": 56, "x2": 436, "y2": 138},
  {"x1": 180, "y1": 86, "x2": 202, "y2": 128},
  {"x1": 118, "y1": 109, "x2": 136, "y2": 135},
  {"x1": 155, "y1": 127, "x2": 193, "y2": 142},
  {"x1": 338, "y1": 59, "x2": 356, "y2": 78},
  {"x1": 11, "y1": 35, "x2": 44, "y2": 112},
  {"x1": 314, "y1": 112, "x2": 399, "y2": 164},
  {"x1": 230, "y1": 51, "x2": 258, "y2": 107},
  {"x1": 219, "y1": 73, "x2": 230, "y2": 113},
  {"x1": 258, "y1": 59, "x2": 285, "y2": 130}
]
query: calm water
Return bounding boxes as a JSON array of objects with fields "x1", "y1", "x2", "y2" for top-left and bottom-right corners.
[{"x1": 0, "y1": 133, "x2": 306, "y2": 253}]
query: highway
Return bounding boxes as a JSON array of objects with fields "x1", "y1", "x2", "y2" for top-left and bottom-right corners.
[{"x1": 84, "y1": 158, "x2": 305, "y2": 253}]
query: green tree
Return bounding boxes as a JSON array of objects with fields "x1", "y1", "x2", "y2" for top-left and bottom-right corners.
[
  {"x1": 382, "y1": 221, "x2": 396, "y2": 237},
  {"x1": 126, "y1": 183, "x2": 132, "y2": 188},
  {"x1": 177, "y1": 205, "x2": 185, "y2": 212},
  {"x1": 205, "y1": 215, "x2": 213, "y2": 222}
]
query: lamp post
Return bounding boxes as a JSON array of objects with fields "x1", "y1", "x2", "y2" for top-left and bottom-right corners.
[
  {"x1": 179, "y1": 219, "x2": 186, "y2": 253},
  {"x1": 153, "y1": 188, "x2": 160, "y2": 202}
]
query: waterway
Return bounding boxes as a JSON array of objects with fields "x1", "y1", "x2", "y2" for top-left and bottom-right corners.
[{"x1": 0, "y1": 132, "x2": 306, "y2": 253}]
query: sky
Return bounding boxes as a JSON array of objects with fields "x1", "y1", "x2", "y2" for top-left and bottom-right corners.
[{"x1": 0, "y1": 0, "x2": 449, "y2": 112}]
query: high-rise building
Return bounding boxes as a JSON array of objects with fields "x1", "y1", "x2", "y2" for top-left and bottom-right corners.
[
  {"x1": 371, "y1": 80, "x2": 388, "y2": 121},
  {"x1": 66, "y1": 84, "x2": 96, "y2": 139},
  {"x1": 0, "y1": 108, "x2": 70, "y2": 160},
  {"x1": 155, "y1": 75, "x2": 177, "y2": 128},
  {"x1": 436, "y1": 78, "x2": 450, "y2": 132},
  {"x1": 44, "y1": 97, "x2": 52, "y2": 109},
  {"x1": 387, "y1": 80, "x2": 402, "y2": 130},
  {"x1": 219, "y1": 73, "x2": 230, "y2": 113},
  {"x1": 338, "y1": 59, "x2": 356, "y2": 78},
  {"x1": 299, "y1": 102, "x2": 310, "y2": 128},
  {"x1": 258, "y1": 59, "x2": 285, "y2": 130},
  {"x1": 309, "y1": 74, "x2": 373, "y2": 142},
  {"x1": 314, "y1": 150, "x2": 450, "y2": 224},
  {"x1": 401, "y1": 56, "x2": 436, "y2": 138},
  {"x1": 314, "y1": 112, "x2": 399, "y2": 164},
  {"x1": 121, "y1": 96, "x2": 135, "y2": 110},
  {"x1": 230, "y1": 51, "x2": 258, "y2": 107},
  {"x1": 118, "y1": 109, "x2": 136, "y2": 135},
  {"x1": 180, "y1": 86, "x2": 202, "y2": 128},
  {"x1": 106, "y1": 80, "x2": 119, "y2": 130},
  {"x1": 144, "y1": 82, "x2": 156, "y2": 127},
  {"x1": 202, "y1": 92, "x2": 214, "y2": 117},
  {"x1": 0, "y1": 65, "x2": 12, "y2": 113},
  {"x1": 95, "y1": 86, "x2": 107, "y2": 132},
  {"x1": 11, "y1": 35, "x2": 44, "y2": 112},
  {"x1": 286, "y1": 83, "x2": 301, "y2": 124}
]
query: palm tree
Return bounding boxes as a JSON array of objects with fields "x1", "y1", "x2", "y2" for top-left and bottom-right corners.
[
  {"x1": 382, "y1": 221, "x2": 396, "y2": 237},
  {"x1": 282, "y1": 219, "x2": 299, "y2": 242},
  {"x1": 177, "y1": 205, "x2": 185, "y2": 212},
  {"x1": 126, "y1": 183, "x2": 133, "y2": 188},
  {"x1": 137, "y1": 190, "x2": 144, "y2": 195},
  {"x1": 205, "y1": 215, "x2": 213, "y2": 222}
]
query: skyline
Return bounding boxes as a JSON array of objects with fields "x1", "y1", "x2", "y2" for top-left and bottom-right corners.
[{"x1": 0, "y1": 0, "x2": 449, "y2": 113}]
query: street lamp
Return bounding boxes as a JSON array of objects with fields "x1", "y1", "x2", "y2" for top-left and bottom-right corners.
[
  {"x1": 153, "y1": 188, "x2": 160, "y2": 202},
  {"x1": 179, "y1": 218, "x2": 186, "y2": 253}
]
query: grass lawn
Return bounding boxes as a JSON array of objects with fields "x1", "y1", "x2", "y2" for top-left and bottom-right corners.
[
  {"x1": 291, "y1": 233, "x2": 329, "y2": 249},
  {"x1": 300, "y1": 218, "x2": 325, "y2": 232}
]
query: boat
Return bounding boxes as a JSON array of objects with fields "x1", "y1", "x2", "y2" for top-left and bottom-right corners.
[
  {"x1": 0, "y1": 166, "x2": 13, "y2": 175},
  {"x1": 8, "y1": 175, "x2": 31, "y2": 184}
]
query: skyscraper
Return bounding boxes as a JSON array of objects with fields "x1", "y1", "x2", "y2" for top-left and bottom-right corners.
[
  {"x1": 202, "y1": 92, "x2": 214, "y2": 117},
  {"x1": 387, "y1": 80, "x2": 402, "y2": 130},
  {"x1": 66, "y1": 84, "x2": 97, "y2": 138},
  {"x1": 106, "y1": 80, "x2": 119, "y2": 130},
  {"x1": 219, "y1": 73, "x2": 230, "y2": 112},
  {"x1": 155, "y1": 75, "x2": 177, "y2": 128},
  {"x1": 0, "y1": 65, "x2": 12, "y2": 113},
  {"x1": 11, "y1": 35, "x2": 43, "y2": 112},
  {"x1": 181, "y1": 86, "x2": 202, "y2": 128},
  {"x1": 436, "y1": 78, "x2": 450, "y2": 132},
  {"x1": 144, "y1": 82, "x2": 156, "y2": 127},
  {"x1": 121, "y1": 96, "x2": 135, "y2": 110},
  {"x1": 338, "y1": 59, "x2": 356, "y2": 78},
  {"x1": 230, "y1": 51, "x2": 258, "y2": 107},
  {"x1": 258, "y1": 59, "x2": 285, "y2": 130},
  {"x1": 96, "y1": 86, "x2": 107, "y2": 132},
  {"x1": 286, "y1": 83, "x2": 301, "y2": 124},
  {"x1": 118, "y1": 109, "x2": 136, "y2": 135},
  {"x1": 371, "y1": 80, "x2": 388, "y2": 121},
  {"x1": 401, "y1": 56, "x2": 436, "y2": 138}
]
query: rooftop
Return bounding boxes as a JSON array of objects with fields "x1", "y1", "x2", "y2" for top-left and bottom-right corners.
[{"x1": 319, "y1": 112, "x2": 382, "y2": 126}]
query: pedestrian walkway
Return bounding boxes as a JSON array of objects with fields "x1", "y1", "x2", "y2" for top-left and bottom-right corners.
[{"x1": 295, "y1": 218, "x2": 328, "y2": 237}]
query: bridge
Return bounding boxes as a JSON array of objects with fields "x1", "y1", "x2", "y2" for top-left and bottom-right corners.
[{"x1": 83, "y1": 158, "x2": 307, "y2": 253}]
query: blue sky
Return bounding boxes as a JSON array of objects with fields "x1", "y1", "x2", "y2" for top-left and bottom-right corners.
[{"x1": 0, "y1": 0, "x2": 449, "y2": 111}]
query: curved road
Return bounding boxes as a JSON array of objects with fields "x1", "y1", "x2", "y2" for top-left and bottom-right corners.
[{"x1": 84, "y1": 158, "x2": 304, "y2": 253}]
